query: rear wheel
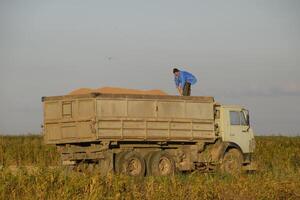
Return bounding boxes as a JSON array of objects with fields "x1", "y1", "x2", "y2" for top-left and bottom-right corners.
[
  {"x1": 220, "y1": 148, "x2": 243, "y2": 174},
  {"x1": 148, "y1": 151, "x2": 175, "y2": 176},
  {"x1": 115, "y1": 151, "x2": 146, "y2": 177},
  {"x1": 145, "y1": 152, "x2": 154, "y2": 176}
]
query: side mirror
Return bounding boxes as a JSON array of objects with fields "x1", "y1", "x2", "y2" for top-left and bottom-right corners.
[
  {"x1": 242, "y1": 109, "x2": 250, "y2": 130},
  {"x1": 246, "y1": 114, "x2": 250, "y2": 126},
  {"x1": 246, "y1": 113, "x2": 250, "y2": 131}
]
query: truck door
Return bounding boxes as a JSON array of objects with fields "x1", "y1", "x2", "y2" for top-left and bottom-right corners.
[{"x1": 227, "y1": 109, "x2": 251, "y2": 153}]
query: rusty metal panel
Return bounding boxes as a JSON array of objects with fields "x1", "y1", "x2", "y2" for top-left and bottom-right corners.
[
  {"x1": 123, "y1": 129, "x2": 145, "y2": 139},
  {"x1": 170, "y1": 130, "x2": 192, "y2": 139},
  {"x1": 186, "y1": 102, "x2": 214, "y2": 119},
  {"x1": 62, "y1": 102, "x2": 72, "y2": 118},
  {"x1": 170, "y1": 122, "x2": 191, "y2": 130},
  {"x1": 77, "y1": 121, "x2": 95, "y2": 138},
  {"x1": 157, "y1": 101, "x2": 185, "y2": 118},
  {"x1": 97, "y1": 99, "x2": 127, "y2": 117},
  {"x1": 77, "y1": 99, "x2": 94, "y2": 119},
  {"x1": 98, "y1": 129, "x2": 122, "y2": 138},
  {"x1": 45, "y1": 101, "x2": 61, "y2": 120},
  {"x1": 61, "y1": 123, "x2": 77, "y2": 139},
  {"x1": 98, "y1": 120, "x2": 122, "y2": 138},
  {"x1": 45, "y1": 124, "x2": 61, "y2": 141},
  {"x1": 44, "y1": 98, "x2": 97, "y2": 144},
  {"x1": 127, "y1": 100, "x2": 156, "y2": 117},
  {"x1": 147, "y1": 129, "x2": 169, "y2": 139},
  {"x1": 45, "y1": 121, "x2": 96, "y2": 143},
  {"x1": 98, "y1": 120, "x2": 122, "y2": 129},
  {"x1": 193, "y1": 130, "x2": 215, "y2": 139},
  {"x1": 123, "y1": 121, "x2": 145, "y2": 129},
  {"x1": 147, "y1": 121, "x2": 169, "y2": 129},
  {"x1": 192, "y1": 122, "x2": 214, "y2": 131}
]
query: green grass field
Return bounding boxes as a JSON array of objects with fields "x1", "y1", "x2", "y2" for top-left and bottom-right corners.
[{"x1": 0, "y1": 135, "x2": 299, "y2": 200}]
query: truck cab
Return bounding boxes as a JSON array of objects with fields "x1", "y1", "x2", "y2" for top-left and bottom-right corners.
[{"x1": 217, "y1": 105, "x2": 256, "y2": 168}]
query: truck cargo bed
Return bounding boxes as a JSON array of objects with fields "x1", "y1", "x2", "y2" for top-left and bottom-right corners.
[{"x1": 43, "y1": 93, "x2": 216, "y2": 144}]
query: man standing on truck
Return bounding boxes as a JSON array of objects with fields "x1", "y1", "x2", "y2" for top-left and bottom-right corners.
[{"x1": 173, "y1": 68, "x2": 197, "y2": 96}]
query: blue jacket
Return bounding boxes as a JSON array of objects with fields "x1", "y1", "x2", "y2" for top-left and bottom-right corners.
[{"x1": 174, "y1": 71, "x2": 197, "y2": 88}]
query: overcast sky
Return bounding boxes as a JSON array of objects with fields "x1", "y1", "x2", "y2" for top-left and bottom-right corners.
[{"x1": 0, "y1": 0, "x2": 299, "y2": 135}]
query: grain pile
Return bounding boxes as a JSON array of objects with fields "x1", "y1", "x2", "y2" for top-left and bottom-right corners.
[{"x1": 69, "y1": 87, "x2": 167, "y2": 95}]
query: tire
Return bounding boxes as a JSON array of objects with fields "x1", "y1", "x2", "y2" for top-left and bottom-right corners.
[
  {"x1": 220, "y1": 148, "x2": 243, "y2": 174},
  {"x1": 114, "y1": 151, "x2": 128, "y2": 173},
  {"x1": 115, "y1": 151, "x2": 146, "y2": 177},
  {"x1": 144, "y1": 152, "x2": 154, "y2": 176},
  {"x1": 148, "y1": 151, "x2": 176, "y2": 176}
]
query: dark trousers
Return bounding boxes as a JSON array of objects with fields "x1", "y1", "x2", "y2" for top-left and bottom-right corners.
[{"x1": 183, "y1": 82, "x2": 191, "y2": 96}]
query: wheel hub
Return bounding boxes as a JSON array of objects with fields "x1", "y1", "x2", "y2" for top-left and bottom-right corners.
[{"x1": 158, "y1": 157, "x2": 172, "y2": 175}]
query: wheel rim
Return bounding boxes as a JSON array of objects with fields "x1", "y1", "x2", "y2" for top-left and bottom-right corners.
[
  {"x1": 158, "y1": 156, "x2": 172, "y2": 175},
  {"x1": 125, "y1": 157, "x2": 142, "y2": 176}
]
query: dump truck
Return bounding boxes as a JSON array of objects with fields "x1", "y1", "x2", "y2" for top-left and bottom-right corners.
[{"x1": 42, "y1": 93, "x2": 255, "y2": 176}]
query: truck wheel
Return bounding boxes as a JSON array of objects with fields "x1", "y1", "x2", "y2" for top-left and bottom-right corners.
[
  {"x1": 220, "y1": 148, "x2": 243, "y2": 174},
  {"x1": 144, "y1": 151, "x2": 155, "y2": 176},
  {"x1": 149, "y1": 151, "x2": 175, "y2": 176},
  {"x1": 115, "y1": 151, "x2": 146, "y2": 177}
]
